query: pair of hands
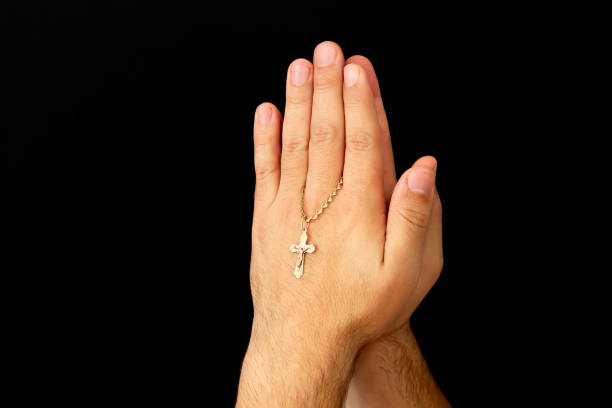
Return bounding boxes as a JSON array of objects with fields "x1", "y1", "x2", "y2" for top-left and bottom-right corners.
[{"x1": 237, "y1": 41, "x2": 445, "y2": 407}]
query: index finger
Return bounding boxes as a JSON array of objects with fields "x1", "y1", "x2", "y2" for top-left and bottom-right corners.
[{"x1": 345, "y1": 55, "x2": 396, "y2": 204}]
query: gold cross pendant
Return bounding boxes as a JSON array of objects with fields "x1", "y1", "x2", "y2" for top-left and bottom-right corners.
[{"x1": 289, "y1": 229, "x2": 315, "y2": 279}]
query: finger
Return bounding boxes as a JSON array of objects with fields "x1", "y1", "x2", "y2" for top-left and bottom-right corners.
[
  {"x1": 384, "y1": 156, "x2": 437, "y2": 270},
  {"x1": 405, "y1": 187, "x2": 443, "y2": 313},
  {"x1": 278, "y1": 59, "x2": 313, "y2": 198},
  {"x1": 345, "y1": 55, "x2": 396, "y2": 203},
  {"x1": 253, "y1": 102, "x2": 282, "y2": 208},
  {"x1": 342, "y1": 63, "x2": 384, "y2": 203},
  {"x1": 305, "y1": 41, "x2": 345, "y2": 214}
]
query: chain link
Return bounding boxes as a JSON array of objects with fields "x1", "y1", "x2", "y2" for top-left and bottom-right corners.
[{"x1": 300, "y1": 177, "x2": 343, "y2": 229}]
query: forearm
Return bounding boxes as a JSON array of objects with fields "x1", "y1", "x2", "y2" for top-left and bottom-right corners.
[
  {"x1": 345, "y1": 325, "x2": 450, "y2": 408},
  {"x1": 236, "y1": 323, "x2": 359, "y2": 407}
]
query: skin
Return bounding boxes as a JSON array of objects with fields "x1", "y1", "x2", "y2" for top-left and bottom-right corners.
[
  {"x1": 346, "y1": 324, "x2": 450, "y2": 407},
  {"x1": 236, "y1": 41, "x2": 448, "y2": 407}
]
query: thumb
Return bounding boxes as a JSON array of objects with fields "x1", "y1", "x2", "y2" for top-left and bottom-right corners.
[{"x1": 384, "y1": 156, "x2": 437, "y2": 270}]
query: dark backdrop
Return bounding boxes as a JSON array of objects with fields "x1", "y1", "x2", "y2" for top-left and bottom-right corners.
[{"x1": 3, "y1": 2, "x2": 570, "y2": 405}]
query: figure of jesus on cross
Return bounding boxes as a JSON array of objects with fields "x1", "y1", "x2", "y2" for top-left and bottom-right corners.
[{"x1": 290, "y1": 230, "x2": 315, "y2": 279}]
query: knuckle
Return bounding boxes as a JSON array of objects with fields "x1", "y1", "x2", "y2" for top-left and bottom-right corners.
[
  {"x1": 343, "y1": 95, "x2": 366, "y2": 110},
  {"x1": 254, "y1": 165, "x2": 278, "y2": 180},
  {"x1": 313, "y1": 74, "x2": 338, "y2": 93},
  {"x1": 346, "y1": 129, "x2": 373, "y2": 152},
  {"x1": 310, "y1": 123, "x2": 339, "y2": 144},
  {"x1": 253, "y1": 137, "x2": 272, "y2": 148},
  {"x1": 286, "y1": 92, "x2": 310, "y2": 106},
  {"x1": 253, "y1": 130, "x2": 276, "y2": 147},
  {"x1": 282, "y1": 137, "x2": 308, "y2": 153},
  {"x1": 396, "y1": 205, "x2": 428, "y2": 232}
]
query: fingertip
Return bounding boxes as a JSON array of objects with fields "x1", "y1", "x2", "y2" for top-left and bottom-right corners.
[
  {"x1": 253, "y1": 102, "x2": 282, "y2": 147},
  {"x1": 345, "y1": 55, "x2": 381, "y2": 97},
  {"x1": 407, "y1": 169, "x2": 435, "y2": 196},
  {"x1": 343, "y1": 63, "x2": 362, "y2": 87},
  {"x1": 290, "y1": 57, "x2": 313, "y2": 68},
  {"x1": 343, "y1": 63, "x2": 376, "y2": 98},
  {"x1": 255, "y1": 102, "x2": 275, "y2": 126},
  {"x1": 412, "y1": 155, "x2": 437, "y2": 172},
  {"x1": 314, "y1": 41, "x2": 343, "y2": 67},
  {"x1": 253, "y1": 102, "x2": 282, "y2": 205},
  {"x1": 396, "y1": 165, "x2": 436, "y2": 197},
  {"x1": 384, "y1": 166, "x2": 437, "y2": 266},
  {"x1": 288, "y1": 59, "x2": 313, "y2": 87},
  {"x1": 345, "y1": 55, "x2": 368, "y2": 64}
]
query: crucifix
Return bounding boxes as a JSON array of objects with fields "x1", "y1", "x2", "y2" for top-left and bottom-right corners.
[{"x1": 290, "y1": 229, "x2": 315, "y2": 279}]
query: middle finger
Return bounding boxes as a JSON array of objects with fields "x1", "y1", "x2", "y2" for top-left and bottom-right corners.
[{"x1": 304, "y1": 41, "x2": 346, "y2": 213}]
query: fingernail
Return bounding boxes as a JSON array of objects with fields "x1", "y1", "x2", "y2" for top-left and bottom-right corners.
[
  {"x1": 407, "y1": 169, "x2": 435, "y2": 195},
  {"x1": 291, "y1": 64, "x2": 309, "y2": 86},
  {"x1": 256, "y1": 104, "x2": 272, "y2": 124},
  {"x1": 315, "y1": 44, "x2": 336, "y2": 67},
  {"x1": 344, "y1": 64, "x2": 359, "y2": 87}
]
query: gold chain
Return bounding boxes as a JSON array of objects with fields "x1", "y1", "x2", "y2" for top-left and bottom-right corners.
[
  {"x1": 290, "y1": 177, "x2": 343, "y2": 278},
  {"x1": 300, "y1": 177, "x2": 343, "y2": 229}
]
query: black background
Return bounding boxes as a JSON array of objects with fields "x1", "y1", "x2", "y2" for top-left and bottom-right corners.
[{"x1": 3, "y1": 2, "x2": 577, "y2": 405}]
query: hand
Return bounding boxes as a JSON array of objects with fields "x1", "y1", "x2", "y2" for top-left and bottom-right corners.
[
  {"x1": 342, "y1": 57, "x2": 447, "y2": 407},
  {"x1": 237, "y1": 41, "x2": 443, "y2": 407}
]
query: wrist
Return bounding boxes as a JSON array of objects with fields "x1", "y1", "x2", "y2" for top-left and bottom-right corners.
[
  {"x1": 347, "y1": 327, "x2": 415, "y2": 404},
  {"x1": 346, "y1": 324, "x2": 450, "y2": 408},
  {"x1": 237, "y1": 320, "x2": 360, "y2": 407},
  {"x1": 244, "y1": 320, "x2": 360, "y2": 383}
]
